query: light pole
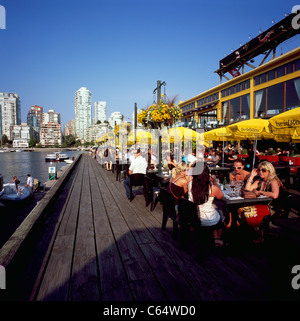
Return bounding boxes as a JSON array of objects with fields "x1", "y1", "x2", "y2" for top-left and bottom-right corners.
[
  {"x1": 153, "y1": 80, "x2": 166, "y2": 174},
  {"x1": 134, "y1": 102, "x2": 137, "y2": 146}
]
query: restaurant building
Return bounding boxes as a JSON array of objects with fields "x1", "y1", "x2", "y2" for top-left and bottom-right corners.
[{"x1": 179, "y1": 13, "x2": 300, "y2": 130}]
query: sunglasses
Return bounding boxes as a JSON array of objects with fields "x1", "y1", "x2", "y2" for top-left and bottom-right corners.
[
  {"x1": 258, "y1": 168, "x2": 268, "y2": 173},
  {"x1": 234, "y1": 166, "x2": 242, "y2": 169}
]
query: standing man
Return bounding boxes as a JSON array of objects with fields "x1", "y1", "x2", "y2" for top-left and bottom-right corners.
[
  {"x1": 123, "y1": 148, "x2": 147, "y2": 200},
  {"x1": 24, "y1": 174, "x2": 34, "y2": 194}
]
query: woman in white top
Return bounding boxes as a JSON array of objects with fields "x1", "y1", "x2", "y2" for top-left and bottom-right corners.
[{"x1": 188, "y1": 161, "x2": 225, "y2": 246}]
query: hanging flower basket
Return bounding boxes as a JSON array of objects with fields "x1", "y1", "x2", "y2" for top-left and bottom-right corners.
[{"x1": 137, "y1": 99, "x2": 181, "y2": 130}]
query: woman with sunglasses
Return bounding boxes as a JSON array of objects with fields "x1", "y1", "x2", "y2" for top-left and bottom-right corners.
[
  {"x1": 242, "y1": 161, "x2": 284, "y2": 242},
  {"x1": 229, "y1": 158, "x2": 250, "y2": 183},
  {"x1": 245, "y1": 161, "x2": 282, "y2": 201}
]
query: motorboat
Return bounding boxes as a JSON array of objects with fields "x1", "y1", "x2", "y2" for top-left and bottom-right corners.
[
  {"x1": 45, "y1": 152, "x2": 69, "y2": 162},
  {"x1": 0, "y1": 183, "x2": 32, "y2": 201},
  {"x1": 64, "y1": 159, "x2": 74, "y2": 164}
]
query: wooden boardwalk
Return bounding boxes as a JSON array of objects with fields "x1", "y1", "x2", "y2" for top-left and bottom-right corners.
[{"x1": 1, "y1": 154, "x2": 299, "y2": 301}]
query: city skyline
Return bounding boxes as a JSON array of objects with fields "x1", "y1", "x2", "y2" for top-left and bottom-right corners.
[{"x1": 1, "y1": 0, "x2": 300, "y2": 128}]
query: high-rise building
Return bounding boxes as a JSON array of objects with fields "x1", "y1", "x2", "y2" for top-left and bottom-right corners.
[
  {"x1": 94, "y1": 101, "x2": 107, "y2": 124},
  {"x1": 40, "y1": 109, "x2": 62, "y2": 146},
  {"x1": 27, "y1": 105, "x2": 43, "y2": 141},
  {"x1": 64, "y1": 119, "x2": 75, "y2": 137},
  {"x1": 108, "y1": 111, "x2": 123, "y2": 128},
  {"x1": 75, "y1": 87, "x2": 92, "y2": 140},
  {"x1": 0, "y1": 92, "x2": 21, "y2": 140},
  {"x1": 43, "y1": 109, "x2": 61, "y2": 124},
  {"x1": 40, "y1": 123, "x2": 62, "y2": 146},
  {"x1": 11, "y1": 123, "x2": 33, "y2": 148}
]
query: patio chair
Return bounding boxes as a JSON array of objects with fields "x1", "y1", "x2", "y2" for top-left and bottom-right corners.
[
  {"x1": 143, "y1": 175, "x2": 161, "y2": 211},
  {"x1": 129, "y1": 173, "x2": 145, "y2": 201},
  {"x1": 160, "y1": 189, "x2": 178, "y2": 239}
]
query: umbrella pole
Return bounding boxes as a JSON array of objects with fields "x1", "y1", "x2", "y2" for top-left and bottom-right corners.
[
  {"x1": 158, "y1": 135, "x2": 162, "y2": 174},
  {"x1": 222, "y1": 136, "x2": 225, "y2": 166},
  {"x1": 252, "y1": 132, "x2": 258, "y2": 170}
]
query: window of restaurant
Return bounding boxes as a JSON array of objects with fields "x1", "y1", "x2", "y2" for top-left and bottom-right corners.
[
  {"x1": 295, "y1": 58, "x2": 300, "y2": 71},
  {"x1": 199, "y1": 110, "x2": 217, "y2": 128},
  {"x1": 228, "y1": 97, "x2": 240, "y2": 123},
  {"x1": 266, "y1": 82, "x2": 284, "y2": 116},
  {"x1": 241, "y1": 94, "x2": 250, "y2": 120},
  {"x1": 222, "y1": 94, "x2": 250, "y2": 125},
  {"x1": 275, "y1": 66, "x2": 284, "y2": 78},
  {"x1": 267, "y1": 69, "x2": 275, "y2": 81},
  {"x1": 286, "y1": 77, "x2": 300, "y2": 110},
  {"x1": 254, "y1": 88, "x2": 266, "y2": 117},
  {"x1": 222, "y1": 101, "x2": 229, "y2": 125},
  {"x1": 286, "y1": 61, "x2": 294, "y2": 74}
]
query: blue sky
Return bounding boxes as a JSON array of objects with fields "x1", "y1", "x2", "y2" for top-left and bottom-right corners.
[{"x1": 1, "y1": 0, "x2": 300, "y2": 127}]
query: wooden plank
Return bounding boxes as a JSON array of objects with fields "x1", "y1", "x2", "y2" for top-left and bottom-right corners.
[
  {"x1": 35, "y1": 157, "x2": 86, "y2": 300},
  {"x1": 98, "y1": 165, "x2": 224, "y2": 301},
  {"x1": 69, "y1": 160, "x2": 100, "y2": 301},
  {"x1": 139, "y1": 242, "x2": 199, "y2": 300},
  {"x1": 29, "y1": 159, "x2": 83, "y2": 300},
  {"x1": 89, "y1": 159, "x2": 133, "y2": 300},
  {"x1": 96, "y1": 165, "x2": 167, "y2": 300}
]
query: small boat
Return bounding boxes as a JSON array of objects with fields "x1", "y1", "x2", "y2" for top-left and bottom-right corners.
[
  {"x1": 45, "y1": 152, "x2": 69, "y2": 162},
  {"x1": 15, "y1": 149, "x2": 24, "y2": 152},
  {"x1": 64, "y1": 159, "x2": 74, "y2": 164},
  {"x1": 0, "y1": 183, "x2": 32, "y2": 201}
]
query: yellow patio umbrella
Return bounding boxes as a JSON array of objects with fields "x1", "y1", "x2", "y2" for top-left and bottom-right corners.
[
  {"x1": 226, "y1": 119, "x2": 274, "y2": 140},
  {"x1": 269, "y1": 107, "x2": 300, "y2": 142},
  {"x1": 96, "y1": 132, "x2": 114, "y2": 144},
  {"x1": 204, "y1": 127, "x2": 233, "y2": 141},
  {"x1": 227, "y1": 119, "x2": 273, "y2": 169},
  {"x1": 127, "y1": 129, "x2": 152, "y2": 145},
  {"x1": 164, "y1": 127, "x2": 211, "y2": 147},
  {"x1": 204, "y1": 127, "x2": 234, "y2": 164}
]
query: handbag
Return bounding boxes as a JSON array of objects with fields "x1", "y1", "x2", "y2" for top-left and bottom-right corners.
[{"x1": 241, "y1": 189, "x2": 257, "y2": 199}]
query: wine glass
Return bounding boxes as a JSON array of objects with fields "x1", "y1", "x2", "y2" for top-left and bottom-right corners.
[{"x1": 229, "y1": 180, "x2": 236, "y2": 197}]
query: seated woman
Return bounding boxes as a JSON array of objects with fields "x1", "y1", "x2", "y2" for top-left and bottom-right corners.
[
  {"x1": 167, "y1": 162, "x2": 189, "y2": 206},
  {"x1": 188, "y1": 161, "x2": 225, "y2": 246},
  {"x1": 166, "y1": 152, "x2": 177, "y2": 171},
  {"x1": 241, "y1": 161, "x2": 284, "y2": 242},
  {"x1": 206, "y1": 149, "x2": 220, "y2": 165},
  {"x1": 229, "y1": 158, "x2": 250, "y2": 184}
]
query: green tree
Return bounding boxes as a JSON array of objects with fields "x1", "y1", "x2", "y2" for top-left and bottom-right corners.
[
  {"x1": 28, "y1": 138, "x2": 38, "y2": 148},
  {"x1": 75, "y1": 140, "x2": 81, "y2": 147},
  {"x1": 62, "y1": 134, "x2": 76, "y2": 147},
  {"x1": 1, "y1": 134, "x2": 8, "y2": 146}
]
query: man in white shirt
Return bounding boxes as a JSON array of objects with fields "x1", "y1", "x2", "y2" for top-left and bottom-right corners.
[
  {"x1": 187, "y1": 151, "x2": 197, "y2": 166},
  {"x1": 24, "y1": 174, "x2": 34, "y2": 194},
  {"x1": 123, "y1": 148, "x2": 147, "y2": 200}
]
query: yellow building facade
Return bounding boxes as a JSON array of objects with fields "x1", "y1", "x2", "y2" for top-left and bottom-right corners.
[{"x1": 179, "y1": 47, "x2": 300, "y2": 129}]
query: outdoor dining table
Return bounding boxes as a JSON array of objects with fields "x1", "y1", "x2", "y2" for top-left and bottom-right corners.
[
  {"x1": 220, "y1": 191, "x2": 273, "y2": 229},
  {"x1": 222, "y1": 192, "x2": 273, "y2": 206},
  {"x1": 146, "y1": 168, "x2": 158, "y2": 179},
  {"x1": 155, "y1": 172, "x2": 171, "y2": 188}
]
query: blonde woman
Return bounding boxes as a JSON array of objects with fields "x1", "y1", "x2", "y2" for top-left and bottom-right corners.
[
  {"x1": 167, "y1": 162, "x2": 189, "y2": 205},
  {"x1": 245, "y1": 161, "x2": 283, "y2": 212},
  {"x1": 241, "y1": 161, "x2": 285, "y2": 242}
]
